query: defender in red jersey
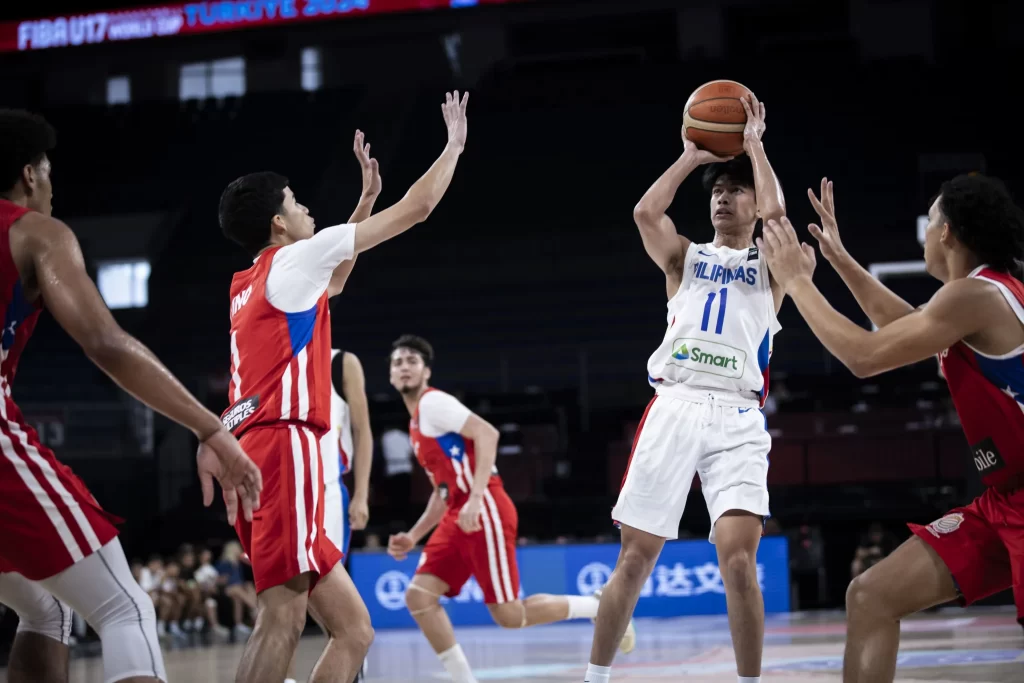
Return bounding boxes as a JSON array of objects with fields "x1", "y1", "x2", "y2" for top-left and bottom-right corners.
[
  {"x1": 759, "y1": 175, "x2": 1024, "y2": 682},
  {"x1": 219, "y1": 93, "x2": 469, "y2": 683},
  {"x1": 0, "y1": 111, "x2": 261, "y2": 683},
  {"x1": 387, "y1": 336, "x2": 633, "y2": 683}
]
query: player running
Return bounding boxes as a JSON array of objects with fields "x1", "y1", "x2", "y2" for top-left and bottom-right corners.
[
  {"x1": 0, "y1": 111, "x2": 261, "y2": 683},
  {"x1": 585, "y1": 94, "x2": 784, "y2": 683},
  {"x1": 387, "y1": 335, "x2": 634, "y2": 683},
  {"x1": 219, "y1": 91, "x2": 468, "y2": 683},
  {"x1": 758, "y1": 175, "x2": 1024, "y2": 683}
]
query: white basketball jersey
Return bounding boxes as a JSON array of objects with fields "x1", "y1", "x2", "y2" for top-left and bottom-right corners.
[
  {"x1": 647, "y1": 242, "x2": 781, "y2": 406},
  {"x1": 321, "y1": 349, "x2": 354, "y2": 486}
]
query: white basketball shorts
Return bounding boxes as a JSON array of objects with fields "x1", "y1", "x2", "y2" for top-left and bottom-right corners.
[{"x1": 611, "y1": 387, "x2": 771, "y2": 542}]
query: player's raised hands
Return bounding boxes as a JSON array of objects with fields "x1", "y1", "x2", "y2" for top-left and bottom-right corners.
[
  {"x1": 741, "y1": 93, "x2": 767, "y2": 150},
  {"x1": 196, "y1": 427, "x2": 262, "y2": 526},
  {"x1": 387, "y1": 532, "x2": 416, "y2": 561},
  {"x1": 807, "y1": 178, "x2": 848, "y2": 264},
  {"x1": 682, "y1": 129, "x2": 734, "y2": 166},
  {"x1": 353, "y1": 129, "x2": 381, "y2": 199},
  {"x1": 758, "y1": 217, "x2": 817, "y2": 289},
  {"x1": 442, "y1": 90, "x2": 469, "y2": 151}
]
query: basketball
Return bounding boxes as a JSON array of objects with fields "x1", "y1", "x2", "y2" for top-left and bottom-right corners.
[{"x1": 683, "y1": 79, "x2": 754, "y2": 157}]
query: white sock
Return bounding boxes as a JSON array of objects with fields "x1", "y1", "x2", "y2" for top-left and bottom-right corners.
[
  {"x1": 738, "y1": 677, "x2": 760, "y2": 683},
  {"x1": 438, "y1": 644, "x2": 477, "y2": 683},
  {"x1": 284, "y1": 679, "x2": 298, "y2": 683},
  {"x1": 566, "y1": 595, "x2": 600, "y2": 620},
  {"x1": 584, "y1": 663, "x2": 611, "y2": 683}
]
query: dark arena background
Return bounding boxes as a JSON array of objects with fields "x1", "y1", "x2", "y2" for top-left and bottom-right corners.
[{"x1": 1, "y1": 1, "x2": 1023, "y2": 681}]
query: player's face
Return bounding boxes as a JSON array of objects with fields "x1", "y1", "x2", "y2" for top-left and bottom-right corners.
[
  {"x1": 923, "y1": 195, "x2": 950, "y2": 281},
  {"x1": 390, "y1": 347, "x2": 430, "y2": 394},
  {"x1": 25, "y1": 156, "x2": 53, "y2": 216},
  {"x1": 709, "y1": 177, "x2": 757, "y2": 234},
  {"x1": 278, "y1": 186, "x2": 315, "y2": 242}
]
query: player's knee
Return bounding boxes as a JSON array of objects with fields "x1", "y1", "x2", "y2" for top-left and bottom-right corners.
[
  {"x1": 618, "y1": 546, "x2": 657, "y2": 585},
  {"x1": 720, "y1": 549, "x2": 758, "y2": 593},
  {"x1": 258, "y1": 598, "x2": 308, "y2": 641},
  {"x1": 490, "y1": 603, "x2": 526, "y2": 629},
  {"x1": 351, "y1": 618, "x2": 375, "y2": 655},
  {"x1": 846, "y1": 572, "x2": 884, "y2": 617},
  {"x1": 404, "y1": 585, "x2": 440, "y2": 615},
  {"x1": 15, "y1": 597, "x2": 72, "y2": 645}
]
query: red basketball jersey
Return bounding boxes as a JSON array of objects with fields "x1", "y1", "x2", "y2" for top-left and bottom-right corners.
[
  {"x1": 940, "y1": 266, "x2": 1024, "y2": 488},
  {"x1": 409, "y1": 388, "x2": 502, "y2": 510},
  {"x1": 223, "y1": 247, "x2": 333, "y2": 438},
  {"x1": 0, "y1": 199, "x2": 41, "y2": 389}
]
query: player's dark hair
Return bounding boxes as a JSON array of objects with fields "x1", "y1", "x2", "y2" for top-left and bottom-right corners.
[
  {"x1": 219, "y1": 171, "x2": 289, "y2": 257},
  {"x1": 939, "y1": 174, "x2": 1024, "y2": 278},
  {"x1": 392, "y1": 334, "x2": 434, "y2": 367},
  {"x1": 701, "y1": 154, "x2": 756, "y2": 193},
  {"x1": 0, "y1": 109, "x2": 56, "y2": 195}
]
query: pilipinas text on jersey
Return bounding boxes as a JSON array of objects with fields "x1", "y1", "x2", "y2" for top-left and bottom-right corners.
[
  {"x1": 647, "y1": 242, "x2": 781, "y2": 406},
  {"x1": 939, "y1": 266, "x2": 1024, "y2": 488}
]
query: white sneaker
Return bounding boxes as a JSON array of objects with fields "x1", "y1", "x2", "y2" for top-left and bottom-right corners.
[{"x1": 593, "y1": 589, "x2": 636, "y2": 654}]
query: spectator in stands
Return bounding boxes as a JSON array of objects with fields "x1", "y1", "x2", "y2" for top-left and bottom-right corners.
[
  {"x1": 851, "y1": 523, "x2": 899, "y2": 579},
  {"x1": 178, "y1": 544, "x2": 206, "y2": 635},
  {"x1": 159, "y1": 560, "x2": 186, "y2": 639},
  {"x1": 195, "y1": 547, "x2": 230, "y2": 639},
  {"x1": 217, "y1": 540, "x2": 255, "y2": 637}
]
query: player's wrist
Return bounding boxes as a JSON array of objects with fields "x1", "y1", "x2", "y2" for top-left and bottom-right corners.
[{"x1": 786, "y1": 274, "x2": 816, "y2": 295}]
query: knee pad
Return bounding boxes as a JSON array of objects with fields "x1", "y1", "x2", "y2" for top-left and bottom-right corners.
[
  {"x1": 15, "y1": 594, "x2": 73, "y2": 646},
  {"x1": 405, "y1": 583, "x2": 441, "y2": 616}
]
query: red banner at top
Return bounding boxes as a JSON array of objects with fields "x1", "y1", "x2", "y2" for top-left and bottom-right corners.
[{"x1": 0, "y1": 0, "x2": 527, "y2": 53}]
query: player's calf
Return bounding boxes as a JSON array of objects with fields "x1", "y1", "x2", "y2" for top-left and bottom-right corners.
[{"x1": 236, "y1": 576, "x2": 310, "y2": 683}]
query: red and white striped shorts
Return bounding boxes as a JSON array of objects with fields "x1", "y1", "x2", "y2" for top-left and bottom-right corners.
[
  {"x1": 0, "y1": 399, "x2": 120, "y2": 579},
  {"x1": 233, "y1": 424, "x2": 341, "y2": 594}
]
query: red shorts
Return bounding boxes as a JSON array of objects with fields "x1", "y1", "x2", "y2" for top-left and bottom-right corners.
[
  {"x1": 909, "y1": 480, "x2": 1024, "y2": 622},
  {"x1": 0, "y1": 405, "x2": 120, "y2": 579},
  {"x1": 234, "y1": 425, "x2": 341, "y2": 594},
  {"x1": 416, "y1": 486, "x2": 520, "y2": 604}
]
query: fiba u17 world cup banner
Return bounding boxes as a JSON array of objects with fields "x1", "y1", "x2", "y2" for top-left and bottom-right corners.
[{"x1": 0, "y1": 0, "x2": 530, "y2": 53}]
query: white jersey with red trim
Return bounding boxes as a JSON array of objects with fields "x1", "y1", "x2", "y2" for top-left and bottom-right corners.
[
  {"x1": 222, "y1": 224, "x2": 356, "y2": 438},
  {"x1": 321, "y1": 348, "x2": 353, "y2": 486},
  {"x1": 647, "y1": 242, "x2": 781, "y2": 407}
]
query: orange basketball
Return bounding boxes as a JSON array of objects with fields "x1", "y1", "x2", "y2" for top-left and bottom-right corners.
[{"x1": 683, "y1": 80, "x2": 754, "y2": 157}]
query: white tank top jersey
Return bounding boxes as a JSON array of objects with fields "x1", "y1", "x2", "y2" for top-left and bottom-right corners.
[
  {"x1": 321, "y1": 349, "x2": 354, "y2": 486},
  {"x1": 647, "y1": 242, "x2": 782, "y2": 407}
]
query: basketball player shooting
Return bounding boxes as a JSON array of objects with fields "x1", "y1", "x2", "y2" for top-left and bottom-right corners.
[
  {"x1": 584, "y1": 93, "x2": 784, "y2": 683},
  {"x1": 758, "y1": 175, "x2": 1024, "y2": 683},
  {"x1": 218, "y1": 91, "x2": 468, "y2": 683},
  {"x1": 0, "y1": 109, "x2": 262, "y2": 683},
  {"x1": 387, "y1": 335, "x2": 634, "y2": 683}
]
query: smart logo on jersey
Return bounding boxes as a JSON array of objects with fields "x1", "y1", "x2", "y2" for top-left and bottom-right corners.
[
  {"x1": 222, "y1": 395, "x2": 259, "y2": 432},
  {"x1": 669, "y1": 338, "x2": 746, "y2": 378}
]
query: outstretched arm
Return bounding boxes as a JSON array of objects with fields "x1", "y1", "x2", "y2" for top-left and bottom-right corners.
[
  {"x1": 18, "y1": 215, "x2": 262, "y2": 523},
  {"x1": 634, "y1": 135, "x2": 732, "y2": 299},
  {"x1": 740, "y1": 94, "x2": 787, "y2": 313},
  {"x1": 327, "y1": 130, "x2": 382, "y2": 297},
  {"x1": 806, "y1": 178, "x2": 915, "y2": 328},
  {"x1": 351, "y1": 91, "x2": 468, "y2": 254},
  {"x1": 758, "y1": 216, "x2": 995, "y2": 378}
]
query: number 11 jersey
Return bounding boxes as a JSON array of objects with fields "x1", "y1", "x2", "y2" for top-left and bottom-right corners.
[{"x1": 646, "y1": 242, "x2": 781, "y2": 407}]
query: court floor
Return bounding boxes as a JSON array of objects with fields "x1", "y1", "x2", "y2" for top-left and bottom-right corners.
[{"x1": 11, "y1": 606, "x2": 1024, "y2": 682}]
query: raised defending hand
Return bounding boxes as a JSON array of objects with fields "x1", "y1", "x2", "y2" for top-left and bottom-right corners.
[
  {"x1": 807, "y1": 178, "x2": 848, "y2": 264},
  {"x1": 741, "y1": 93, "x2": 767, "y2": 150},
  {"x1": 196, "y1": 427, "x2": 262, "y2": 526},
  {"x1": 353, "y1": 129, "x2": 381, "y2": 198},
  {"x1": 757, "y1": 217, "x2": 818, "y2": 289},
  {"x1": 442, "y1": 90, "x2": 469, "y2": 151}
]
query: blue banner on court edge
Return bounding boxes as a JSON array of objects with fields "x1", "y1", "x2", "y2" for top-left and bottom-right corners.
[{"x1": 350, "y1": 537, "x2": 790, "y2": 629}]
